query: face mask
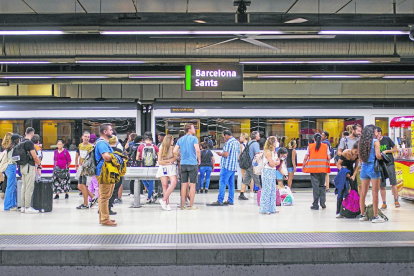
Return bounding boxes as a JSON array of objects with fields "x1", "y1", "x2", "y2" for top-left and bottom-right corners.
[{"x1": 280, "y1": 157, "x2": 285, "y2": 161}]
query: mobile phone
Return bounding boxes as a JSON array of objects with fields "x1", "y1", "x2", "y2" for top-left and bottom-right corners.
[{"x1": 163, "y1": 167, "x2": 167, "y2": 175}]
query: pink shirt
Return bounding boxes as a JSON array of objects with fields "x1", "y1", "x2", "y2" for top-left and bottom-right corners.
[{"x1": 54, "y1": 149, "x2": 72, "y2": 169}]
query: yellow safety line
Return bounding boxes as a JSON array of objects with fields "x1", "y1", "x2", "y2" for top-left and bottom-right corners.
[{"x1": 1, "y1": 230, "x2": 414, "y2": 236}]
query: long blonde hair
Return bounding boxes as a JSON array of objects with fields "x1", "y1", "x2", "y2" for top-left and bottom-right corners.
[
  {"x1": 2, "y1": 132, "x2": 12, "y2": 149},
  {"x1": 240, "y1": 132, "x2": 250, "y2": 143},
  {"x1": 161, "y1": 134, "x2": 173, "y2": 158},
  {"x1": 264, "y1": 136, "x2": 277, "y2": 152},
  {"x1": 288, "y1": 140, "x2": 296, "y2": 149}
]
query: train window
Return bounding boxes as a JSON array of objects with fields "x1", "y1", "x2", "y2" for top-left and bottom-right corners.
[
  {"x1": 41, "y1": 120, "x2": 75, "y2": 149},
  {"x1": 0, "y1": 120, "x2": 24, "y2": 142},
  {"x1": 375, "y1": 117, "x2": 389, "y2": 136}
]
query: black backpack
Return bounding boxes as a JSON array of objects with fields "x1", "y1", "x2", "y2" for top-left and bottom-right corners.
[
  {"x1": 201, "y1": 150, "x2": 212, "y2": 164},
  {"x1": 11, "y1": 139, "x2": 32, "y2": 166},
  {"x1": 127, "y1": 143, "x2": 140, "y2": 167},
  {"x1": 239, "y1": 141, "x2": 255, "y2": 170}
]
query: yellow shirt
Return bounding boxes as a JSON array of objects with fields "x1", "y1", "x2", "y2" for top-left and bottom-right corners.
[{"x1": 77, "y1": 143, "x2": 94, "y2": 163}]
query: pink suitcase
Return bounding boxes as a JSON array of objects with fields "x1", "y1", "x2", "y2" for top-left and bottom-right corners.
[{"x1": 257, "y1": 188, "x2": 281, "y2": 206}]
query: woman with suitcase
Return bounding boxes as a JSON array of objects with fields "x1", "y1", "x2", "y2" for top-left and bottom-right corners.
[
  {"x1": 4, "y1": 134, "x2": 20, "y2": 211},
  {"x1": 52, "y1": 139, "x2": 72, "y2": 199}
]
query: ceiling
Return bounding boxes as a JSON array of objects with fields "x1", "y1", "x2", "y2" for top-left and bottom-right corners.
[{"x1": 0, "y1": 0, "x2": 413, "y2": 14}]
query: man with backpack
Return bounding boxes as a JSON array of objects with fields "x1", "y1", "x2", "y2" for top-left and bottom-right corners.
[
  {"x1": 239, "y1": 131, "x2": 261, "y2": 200},
  {"x1": 95, "y1": 123, "x2": 116, "y2": 226},
  {"x1": 13, "y1": 127, "x2": 42, "y2": 214},
  {"x1": 137, "y1": 136, "x2": 159, "y2": 203}
]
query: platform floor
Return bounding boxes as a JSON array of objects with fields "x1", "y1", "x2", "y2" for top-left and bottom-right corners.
[{"x1": 0, "y1": 188, "x2": 413, "y2": 235}]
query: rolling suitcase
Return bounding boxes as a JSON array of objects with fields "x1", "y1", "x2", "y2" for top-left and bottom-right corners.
[
  {"x1": 17, "y1": 180, "x2": 22, "y2": 208},
  {"x1": 31, "y1": 179, "x2": 53, "y2": 212}
]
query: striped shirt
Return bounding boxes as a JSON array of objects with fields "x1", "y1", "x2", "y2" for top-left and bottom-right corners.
[{"x1": 220, "y1": 137, "x2": 240, "y2": 172}]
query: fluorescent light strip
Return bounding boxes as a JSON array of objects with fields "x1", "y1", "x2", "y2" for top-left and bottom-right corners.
[
  {"x1": 101, "y1": 30, "x2": 282, "y2": 35},
  {"x1": 383, "y1": 75, "x2": 414, "y2": 79},
  {"x1": 77, "y1": 60, "x2": 145, "y2": 64},
  {"x1": 0, "y1": 61, "x2": 51, "y2": 64},
  {"x1": 258, "y1": 75, "x2": 308, "y2": 78},
  {"x1": 0, "y1": 31, "x2": 64, "y2": 35},
  {"x1": 311, "y1": 75, "x2": 361, "y2": 78},
  {"x1": 319, "y1": 30, "x2": 409, "y2": 35},
  {"x1": 2, "y1": 76, "x2": 52, "y2": 79},
  {"x1": 129, "y1": 76, "x2": 183, "y2": 79},
  {"x1": 241, "y1": 60, "x2": 371, "y2": 64},
  {"x1": 55, "y1": 76, "x2": 108, "y2": 79}
]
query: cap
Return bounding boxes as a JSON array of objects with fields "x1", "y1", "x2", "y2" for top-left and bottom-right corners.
[{"x1": 11, "y1": 134, "x2": 22, "y2": 141}]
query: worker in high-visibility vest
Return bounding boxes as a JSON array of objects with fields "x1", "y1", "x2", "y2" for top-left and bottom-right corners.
[{"x1": 303, "y1": 133, "x2": 331, "y2": 210}]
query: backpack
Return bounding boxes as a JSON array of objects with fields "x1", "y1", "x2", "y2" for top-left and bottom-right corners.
[
  {"x1": 127, "y1": 143, "x2": 139, "y2": 167},
  {"x1": 365, "y1": 204, "x2": 389, "y2": 221},
  {"x1": 239, "y1": 141, "x2": 255, "y2": 170},
  {"x1": 201, "y1": 150, "x2": 212, "y2": 164},
  {"x1": 11, "y1": 139, "x2": 32, "y2": 166},
  {"x1": 340, "y1": 190, "x2": 360, "y2": 218},
  {"x1": 252, "y1": 151, "x2": 265, "y2": 175},
  {"x1": 142, "y1": 144, "x2": 156, "y2": 167},
  {"x1": 81, "y1": 140, "x2": 105, "y2": 177}
]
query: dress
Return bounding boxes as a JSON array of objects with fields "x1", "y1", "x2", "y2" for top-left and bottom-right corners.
[
  {"x1": 52, "y1": 149, "x2": 72, "y2": 193},
  {"x1": 259, "y1": 151, "x2": 278, "y2": 214}
]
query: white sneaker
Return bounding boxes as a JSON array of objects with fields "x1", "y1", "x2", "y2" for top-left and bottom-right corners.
[
  {"x1": 358, "y1": 215, "x2": 368, "y2": 221},
  {"x1": 249, "y1": 193, "x2": 254, "y2": 198},
  {"x1": 336, "y1": 213, "x2": 344, "y2": 218},
  {"x1": 20, "y1": 207, "x2": 25, "y2": 213},
  {"x1": 130, "y1": 194, "x2": 134, "y2": 198},
  {"x1": 25, "y1": 207, "x2": 39, "y2": 214},
  {"x1": 160, "y1": 199, "x2": 167, "y2": 210},
  {"x1": 166, "y1": 204, "x2": 171, "y2": 211},
  {"x1": 372, "y1": 216, "x2": 385, "y2": 223}
]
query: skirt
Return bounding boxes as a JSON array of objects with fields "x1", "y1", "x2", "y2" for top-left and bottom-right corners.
[{"x1": 156, "y1": 164, "x2": 178, "y2": 178}]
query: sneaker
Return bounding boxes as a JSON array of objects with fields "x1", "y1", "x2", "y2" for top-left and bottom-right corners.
[
  {"x1": 223, "y1": 201, "x2": 234, "y2": 205},
  {"x1": 380, "y1": 204, "x2": 387, "y2": 210},
  {"x1": 238, "y1": 195, "x2": 249, "y2": 200},
  {"x1": 336, "y1": 213, "x2": 344, "y2": 218},
  {"x1": 151, "y1": 194, "x2": 158, "y2": 204},
  {"x1": 54, "y1": 194, "x2": 59, "y2": 200},
  {"x1": 358, "y1": 214, "x2": 368, "y2": 221},
  {"x1": 249, "y1": 193, "x2": 254, "y2": 198},
  {"x1": 130, "y1": 194, "x2": 134, "y2": 198},
  {"x1": 117, "y1": 198, "x2": 123, "y2": 204},
  {"x1": 188, "y1": 206, "x2": 199, "y2": 210},
  {"x1": 204, "y1": 189, "x2": 208, "y2": 194},
  {"x1": 76, "y1": 204, "x2": 89, "y2": 210},
  {"x1": 166, "y1": 204, "x2": 171, "y2": 211},
  {"x1": 372, "y1": 216, "x2": 385, "y2": 223},
  {"x1": 90, "y1": 197, "x2": 98, "y2": 208},
  {"x1": 321, "y1": 204, "x2": 326, "y2": 209},
  {"x1": 25, "y1": 207, "x2": 39, "y2": 214},
  {"x1": 114, "y1": 198, "x2": 121, "y2": 204},
  {"x1": 20, "y1": 207, "x2": 25, "y2": 213},
  {"x1": 211, "y1": 201, "x2": 223, "y2": 206},
  {"x1": 159, "y1": 199, "x2": 167, "y2": 210},
  {"x1": 180, "y1": 206, "x2": 187, "y2": 210},
  {"x1": 10, "y1": 207, "x2": 18, "y2": 211},
  {"x1": 395, "y1": 201, "x2": 400, "y2": 208},
  {"x1": 65, "y1": 193, "x2": 69, "y2": 199},
  {"x1": 310, "y1": 206, "x2": 319, "y2": 210},
  {"x1": 200, "y1": 189, "x2": 204, "y2": 194},
  {"x1": 109, "y1": 209, "x2": 117, "y2": 215}
]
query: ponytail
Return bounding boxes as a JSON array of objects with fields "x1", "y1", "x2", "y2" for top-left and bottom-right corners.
[{"x1": 314, "y1": 133, "x2": 322, "y2": 151}]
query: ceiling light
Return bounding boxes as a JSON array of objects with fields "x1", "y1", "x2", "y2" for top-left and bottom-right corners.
[
  {"x1": 258, "y1": 75, "x2": 308, "y2": 78},
  {"x1": 241, "y1": 61, "x2": 305, "y2": 64},
  {"x1": 311, "y1": 75, "x2": 361, "y2": 78},
  {"x1": 101, "y1": 30, "x2": 283, "y2": 35},
  {"x1": 240, "y1": 60, "x2": 371, "y2": 64},
  {"x1": 194, "y1": 20, "x2": 207, "y2": 24},
  {"x1": 383, "y1": 75, "x2": 414, "y2": 79},
  {"x1": 129, "y1": 75, "x2": 183, "y2": 79},
  {"x1": 284, "y1": 18, "x2": 308, "y2": 24},
  {"x1": 76, "y1": 60, "x2": 145, "y2": 64},
  {"x1": 0, "y1": 61, "x2": 51, "y2": 64},
  {"x1": 55, "y1": 76, "x2": 108, "y2": 79},
  {"x1": 101, "y1": 31, "x2": 191, "y2": 35},
  {"x1": 307, "y1": 60, "x2": 371, "y2": 64},
  {"x1": 319, "y1": 30, "x2": 408, "y2": 35},
  {"x1": 0, "y1": 30, "x2": 64, "y2": 35},
  {"x1": 2, "y1": 76, "x2": 52, "y2": 79}
]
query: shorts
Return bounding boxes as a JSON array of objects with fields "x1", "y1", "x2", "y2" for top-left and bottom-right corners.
[
  {"x1": 287, "y1": 167, "x2": 294, "y2": 173},
  {"x1": 156, "y1": 164, "x2": 178, "y2": 178},
  {"x1": 360, "y1": 163, "x2": 381, "y2": 180},
  {"x1": 242, "y1": 165, "x2": 260, "y2": 186},
  {"x1": 78, "y1": 175, "x2": 87, "y2": 185},
  {"x1": 276, "y1": 170, "x2": 283, "y2": 180},
  {"x1": 180, "y1": 165, "x2": 198, "y2": 184},
  {"x1": 380, "y1": 163, "x2": 397, "y2": 187}
]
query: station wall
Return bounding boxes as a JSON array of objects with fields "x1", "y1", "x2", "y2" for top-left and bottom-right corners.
[{"x1": 54, "y1": 82, "x2": 414, "y2": 100}]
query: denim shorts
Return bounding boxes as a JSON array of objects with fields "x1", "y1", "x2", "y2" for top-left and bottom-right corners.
[
  {"x1": 276, "y1": 170, "x2": 283, "y2": 180},
  {"x1": 360, "y1": 163, "x2": 381, "y2": 180},
  {"x1": 287, "y1": 167, "x2": 294, "y2": 173}
]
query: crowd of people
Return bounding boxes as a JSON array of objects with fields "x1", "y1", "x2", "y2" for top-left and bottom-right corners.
[{"x1": 0, "y1": 121, "x2": 399, "y2": 226}]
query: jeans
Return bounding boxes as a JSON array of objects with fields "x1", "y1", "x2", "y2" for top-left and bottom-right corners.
[
  {"x1": 143, "y1": 180, "x2": 154, "y2": 199},
  {"x1": 199, "y1": 166, "x2": 212, "y2": 190},
  {"x1": 4, "y1": 164, "x2": 17, "y2": 210},
  {"x1": 218, "y1": 167, "x2": 236, "y2": 204}
]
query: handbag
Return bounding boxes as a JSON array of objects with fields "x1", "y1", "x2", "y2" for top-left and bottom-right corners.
[
  {"x1": 53, "y1": 149, "x2": 69, "y2": 179},
  {"x1": 0, "y1": 150, "x2": 8, "y2": 173},
  {"x1": 381, "y1": 152, "x2": 391, "y2": 164},
  {"x1": 374, "y1": 158, "x2": 381, "y2": 173}
]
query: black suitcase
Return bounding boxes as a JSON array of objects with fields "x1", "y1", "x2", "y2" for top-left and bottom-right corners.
[{"x1": 31, "y1": 179, "x2": 53, "y2": 212}]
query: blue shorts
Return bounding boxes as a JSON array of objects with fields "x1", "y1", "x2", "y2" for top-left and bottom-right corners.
[
  {"x1": 287, "y1": 167, "x2": 294, "y2": 173},
  {"x1": 276, "y1": 170, "x2": 283, "y2": 180},
  {"x1": 360, "y1": 163, "x2": 381, "y2": 180}
]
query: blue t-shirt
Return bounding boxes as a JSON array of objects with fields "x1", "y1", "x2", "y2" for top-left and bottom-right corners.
[
  {"x1": 322, "y1": 139, "x2": 331, "y2": 149},
  {"x1": 95, "y1": 138, "x2": 114, "y2": 176},
  {"x1": 177, "y1": 135, "x2": 198, "y2": 165},
  {"x1": 247, "y1": 140, "x2": 260, "y2": 160}
]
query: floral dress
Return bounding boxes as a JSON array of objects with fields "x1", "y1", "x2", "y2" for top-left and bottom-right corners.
[
  {"x1": 259, "y1": 150, "x2": 278, "y2": 214},
  {"x1": 52, "y1": 149, "x2": 72, "y2": 193}
]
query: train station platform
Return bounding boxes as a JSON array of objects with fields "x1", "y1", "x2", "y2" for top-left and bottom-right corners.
[{"x1": 1, "y1": 189, "x2": 413, "y2": 275}]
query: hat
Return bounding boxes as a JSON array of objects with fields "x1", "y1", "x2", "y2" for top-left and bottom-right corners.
[
  {"x1": 11, "y1": 134, "x2": 21, "y2": 142},
  {"x1": 90, "y1": 134, "x2": 97, "y2": 144}
]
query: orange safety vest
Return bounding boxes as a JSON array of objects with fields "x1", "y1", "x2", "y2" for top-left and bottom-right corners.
[{"x1": 302, "y1": 143, "x2": 331, "y2": 173}]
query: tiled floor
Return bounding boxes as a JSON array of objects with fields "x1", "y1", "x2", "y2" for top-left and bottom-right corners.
[{"x1": 0, "y1": 188, "x2": 413, "y2": 235}]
